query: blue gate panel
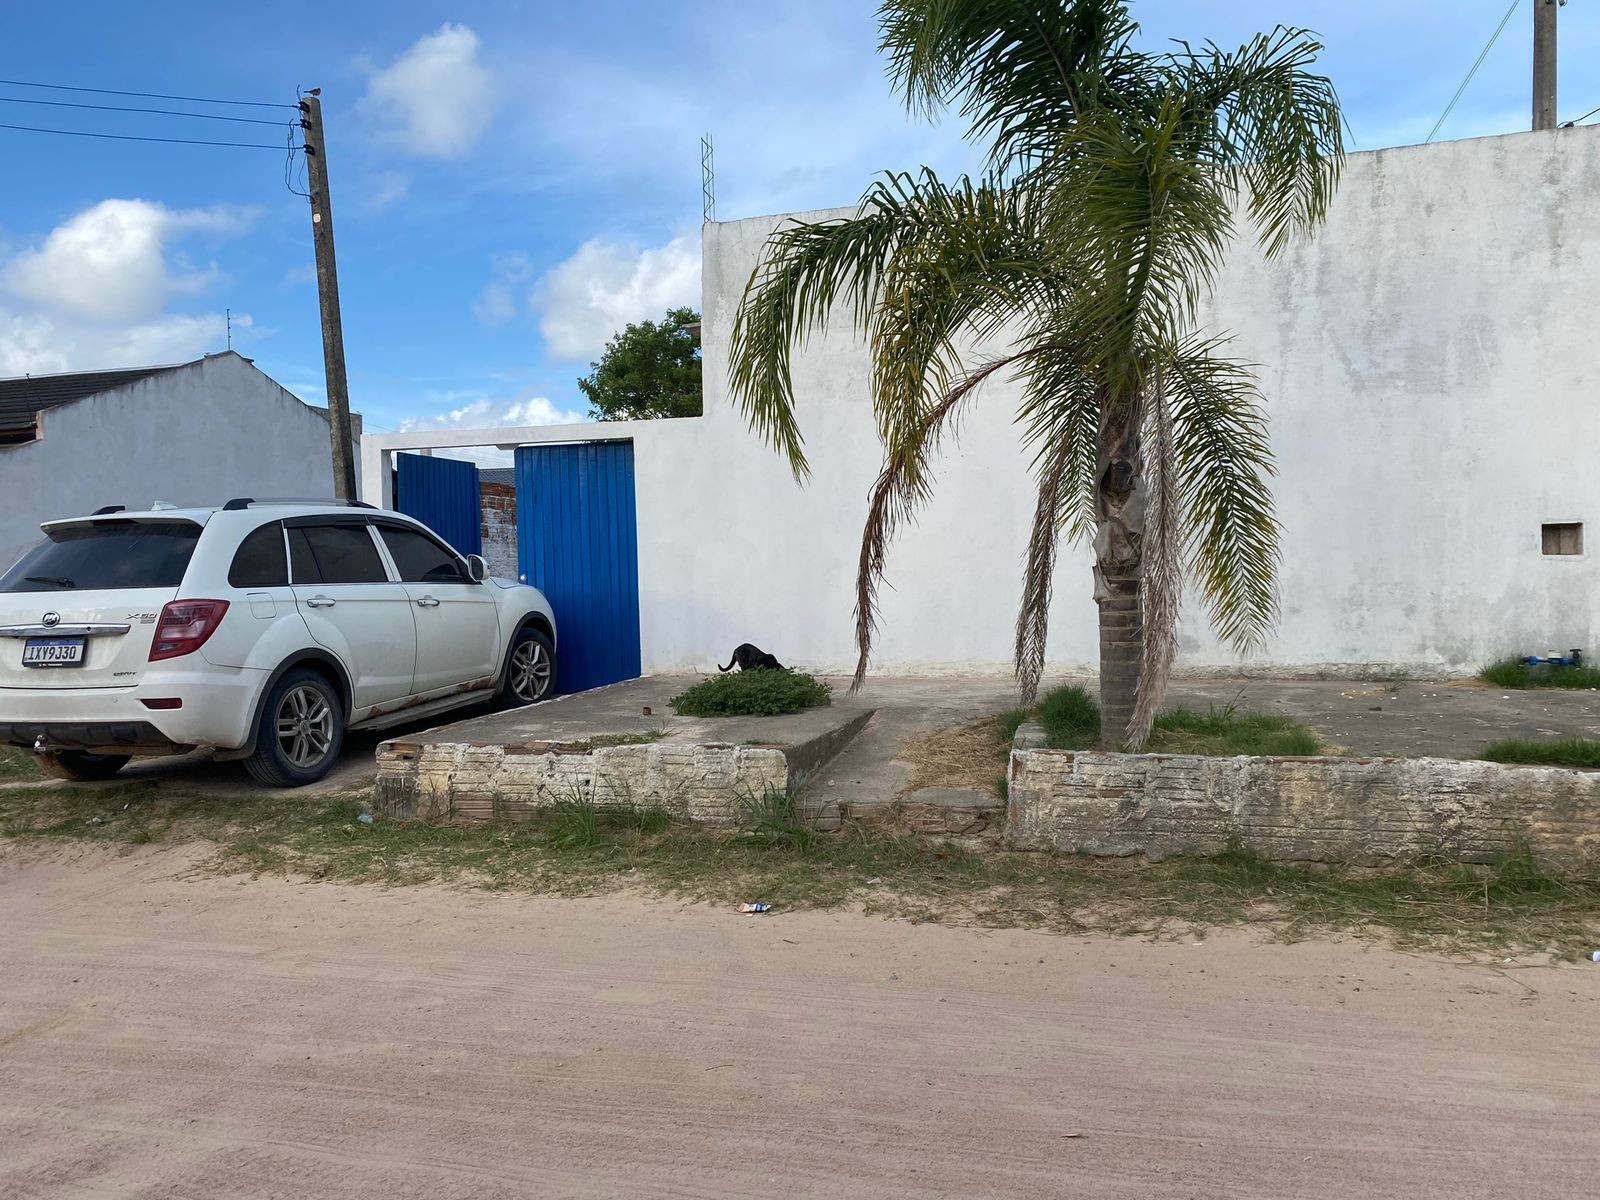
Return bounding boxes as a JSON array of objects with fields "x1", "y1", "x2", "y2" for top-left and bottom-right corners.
[
  {"x1": 395, "y1": 453, "x2": 482, "y2": 558},
  {"x1": 514, "y1": 442, "x2": 641, "y2": 694}
]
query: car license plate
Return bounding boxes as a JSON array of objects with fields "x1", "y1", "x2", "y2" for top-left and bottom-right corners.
[{"x1": 22, "y1": 638, "x2": 86, "y2": 667}]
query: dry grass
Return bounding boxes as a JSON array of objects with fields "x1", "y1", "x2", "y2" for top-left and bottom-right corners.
[{"x1": 898, "y1": 713, "x2": 1021, "y2": 795}]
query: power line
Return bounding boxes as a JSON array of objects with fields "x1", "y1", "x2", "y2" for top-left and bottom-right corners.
[
  {"x1": 1426, "y1": 0, "x2": 1523, "y2": 144},
  {"x1": 0, "y1": 77, "x2": 296, "y2": 109},
  {"x1": 0, "y1": 120, "x2": 292, "y2": 149},
  {"x1": 0, "y1": 94, "x2": 291, "y2": 126},
  {"x1": 1561, "y1": 102, "x2": 1600, "y2": 127}
]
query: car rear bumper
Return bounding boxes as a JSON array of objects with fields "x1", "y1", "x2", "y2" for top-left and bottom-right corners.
[
  {"x1": 0, "y1": 720, "x2": 191, "y2": 756},
  {"x1": 0, "y1": 667, "x2": 264, "y2": 754}
]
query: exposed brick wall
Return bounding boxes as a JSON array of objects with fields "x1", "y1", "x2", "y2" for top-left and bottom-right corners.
[
  {"x1": 1006, "y1": 748, "x2": 1600, "y2": 870},
  {"x1": 480, "y1": 481, "x2": 518, "y2": 578},
  {"x1": 374, "y1": 738, "x2": 789, "y2": 828}
]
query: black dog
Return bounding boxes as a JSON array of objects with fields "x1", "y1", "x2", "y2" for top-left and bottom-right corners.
[{"x1": 719, "y1": 643, "x2": 784, "y2": 672}]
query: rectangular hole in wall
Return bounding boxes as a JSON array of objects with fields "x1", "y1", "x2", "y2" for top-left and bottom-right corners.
[{"x1": 1542, "y1": 522, "x2": 1583, "y2": 556}]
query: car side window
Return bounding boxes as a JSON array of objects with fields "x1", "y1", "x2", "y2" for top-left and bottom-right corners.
[
  {"x1": 228, "y1": 523, "x2": 288, "y2": 588},
  {"x1": 378, "y1": 524, "x2": 469, "y2": 584},
  {"x1": 286, "y1": 528, "x2": 321, "y2": 584},
  {"x1": 295, "y1": 523, "x2": 388, "y2": 585}
]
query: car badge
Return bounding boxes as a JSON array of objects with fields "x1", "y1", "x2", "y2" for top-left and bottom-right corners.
[{"x1": 41, "y1": 612, "x2": 61, "y2": 627}]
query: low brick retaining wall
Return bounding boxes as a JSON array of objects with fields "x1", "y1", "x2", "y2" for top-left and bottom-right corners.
[
  {"x1": 1005, "y1": 747, "x2": 1600, "y2": 870},
  {"x1": 375, "y1": 739, "x2": 788, "y2": 827}
]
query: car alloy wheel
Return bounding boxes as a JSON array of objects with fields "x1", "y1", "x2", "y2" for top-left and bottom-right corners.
[
  {"x1": 509, "y1": 638, "x2": 552, "y2": 703},
  {"x1": 275, "y1": 682, "x2": 336, "y2": 769}
]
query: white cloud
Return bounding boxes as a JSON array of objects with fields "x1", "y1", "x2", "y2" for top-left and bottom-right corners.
[
  {"x1": 362, "y1": 24, "x2": 499, "y2": 158},
  {"x1": 472, "y1": 253, "x2": 536, "y2": 326},
  {"x1": 0, "y1": 199, "x2": 250, "y2": 376},
  {"x1": 4, "y1": 199, "x2": 246, "y2": 324},
  {"x1": 531, "y1": 235, "x2": 700, "y2": 361},
  {"x1": 397, "y1": 393, "x2": 587, "y2": 436},
  {"x1": 363, "y1": 170, "x2": 412, "y2": 210}
]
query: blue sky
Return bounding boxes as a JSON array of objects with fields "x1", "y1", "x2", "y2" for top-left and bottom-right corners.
[{"x1": 2, "y1": 0, "x2": 1596, "y2": 443}]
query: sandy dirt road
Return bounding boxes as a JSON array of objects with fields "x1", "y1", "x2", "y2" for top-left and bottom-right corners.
[{"x1": 1, "y1": 846, "x2": 1597, "y2": 1199}]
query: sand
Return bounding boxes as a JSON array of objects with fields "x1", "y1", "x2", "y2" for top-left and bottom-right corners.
[{"x1": 2, "y1": 844, "x2": 1596, "y2": 1198}]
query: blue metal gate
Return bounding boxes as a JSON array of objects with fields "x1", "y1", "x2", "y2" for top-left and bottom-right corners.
[
  {"x1": 514, "y1": 441, "x2": 640, "y2": 694},
  {"x1": 394, "y1": 452, "x2": 482, "y2": 557}
]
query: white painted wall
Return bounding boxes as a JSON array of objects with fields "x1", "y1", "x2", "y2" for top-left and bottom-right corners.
[
  {"x1": 0, "y1": 353, "x2": 342, "y2": 571},
  {"x1": 639, "y1": 128, "x2": 1600, "y2": 678}
]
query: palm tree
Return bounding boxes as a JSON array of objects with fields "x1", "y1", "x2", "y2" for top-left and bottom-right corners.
[{"x1": 729, "y1": 0, "x2": 1343, "y2": 748}]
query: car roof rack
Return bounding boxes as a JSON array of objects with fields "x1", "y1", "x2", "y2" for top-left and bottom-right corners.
[
  {"x1": 91, "y1": 505, "x2": 126, "y2": 515},
  {"x1": 221, "y1": 497, "x2": 375, "y2": 511}
]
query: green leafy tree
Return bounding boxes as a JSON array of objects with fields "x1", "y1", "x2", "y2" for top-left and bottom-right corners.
[
  {"x1": 729, "y1": 0, "x2": 1343, "y2": 748},
  {"x1": 579, "y1": 306, "x2": 703, "y2": 421}
]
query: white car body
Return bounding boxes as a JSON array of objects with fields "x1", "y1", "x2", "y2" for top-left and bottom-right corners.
[{"x1": 0, "y1": 501, "x2": 556, "y2": 781}]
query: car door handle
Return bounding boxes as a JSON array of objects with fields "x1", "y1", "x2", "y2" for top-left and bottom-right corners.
[
  {"x1": 305, "y1": 595, "x2": 337, "y2": 608},
  {"x1": 416, "y1": 596, "x2": 441, "y2": 608}
]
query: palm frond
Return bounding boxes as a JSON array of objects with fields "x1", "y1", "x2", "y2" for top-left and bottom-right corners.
[
  {"x1": 863, "y1": 171, "x2": 1065, "y2": 480},
  {"x1": 876, "y1": 0, "x2": 1150, "y2": 173},
  {"x1": 1035, "y1": 101, "x2": 1233, "y2": 374},
  {"x1": 729, "y1": 209, "x2": 906, "y2": 478},
  {"x1": 854, "y1": 346, "x2": 1064, "y2": 691},
  {"x1": 1162, "y1": 339, "x2": 1280, "y2": 650},
  {"x1": 1169, "y1": 27, "x2": 1345, "y2": 257}
]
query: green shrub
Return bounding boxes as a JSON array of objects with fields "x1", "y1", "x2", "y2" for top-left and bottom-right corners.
[
  {"x1": 1479, "y1": 737, "x2": 1600, "y2": 768},
  {"x1": 670, "y1": 669, "x2": 831, "y2": 717}
]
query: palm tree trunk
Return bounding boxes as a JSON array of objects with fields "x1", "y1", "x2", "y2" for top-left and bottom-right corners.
[{"x1": 1093, "y1": 405, "x2": 1144, "y2": 748}]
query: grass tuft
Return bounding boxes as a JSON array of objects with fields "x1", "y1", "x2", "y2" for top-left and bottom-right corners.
[
  {"x1": 1030, "y1": 687, "x2": 1321, "y2": 756},
  {"x1": 0, "y1": 746, "x2": 42, "y2": 782},
  {"x1": 1037, "y1": 685, "x2": 1101, "y2": 749},
  {"x1": 670, "y1": 670, "x2": 831, "y2": 717},
  {"x1": 738, "y1": 785, "x2": 818, "y2": 853},
  {"x1": 1479, "y1": 737, "x2": 1600, "y2": 768},
  {"x1": 1479, "y1": 657, "x2": 1600, "y2": 690},
  {"x1": 1149, "y1": 705, "x2": 1322, "y2": 756}
]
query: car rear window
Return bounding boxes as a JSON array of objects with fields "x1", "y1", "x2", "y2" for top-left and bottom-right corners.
[
  {"x1": 0, "y1": 521, "x2": 202, "y2": 592},
  {"x1": 228, "y1": 523, "x2": 288, "y2": 588}
]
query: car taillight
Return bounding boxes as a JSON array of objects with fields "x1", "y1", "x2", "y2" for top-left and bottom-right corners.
[{"x1": 148, "y1": 600, "x2": 229, "y2": 661}]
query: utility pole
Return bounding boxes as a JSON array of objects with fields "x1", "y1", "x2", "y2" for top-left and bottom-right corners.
[
  {"x1": 1534, "y1": 0, "x2": 1560, "y2": 131},
  {"x1": 298, "y1": 91, "x2": 357, "y2": 500}
]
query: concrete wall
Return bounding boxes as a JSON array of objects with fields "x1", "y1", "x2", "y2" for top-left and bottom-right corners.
[
  {"x1": 629, "y1": 128, "x2": 1600, "y2": 679},
  {"x1": 1005, "y1": 747, "x2": 1600, "y2": 871},
  {"x1": 0, "y1": 353, "x2": 340, "y2": 571}
]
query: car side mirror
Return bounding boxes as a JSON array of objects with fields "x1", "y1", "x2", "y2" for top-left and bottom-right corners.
[{"x1": 466, "y1": 554, "x2": 489, "y2": 582}]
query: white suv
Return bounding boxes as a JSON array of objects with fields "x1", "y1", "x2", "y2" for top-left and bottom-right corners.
[{"x1": 0, "y1": 500, "x2": 557, "y2": 786}]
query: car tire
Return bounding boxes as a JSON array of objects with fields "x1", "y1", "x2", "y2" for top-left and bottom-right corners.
[
  {"x1": 243, "y1": 668, "x2": 346, "y2": 788},
  {"x1": 37, "y1": 751, "x2": 131, "y2": 782},
  {"x1": 498, "y1": 626, "x2": 556, "y2": 708}
]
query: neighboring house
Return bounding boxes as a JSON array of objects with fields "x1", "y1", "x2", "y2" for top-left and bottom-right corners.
[
  {"x1": 479, "y1": 467, "x2": 518, "y2": 578},
  {"x1": 0, "y1": 351, "x2": 358, "y2": 571}
]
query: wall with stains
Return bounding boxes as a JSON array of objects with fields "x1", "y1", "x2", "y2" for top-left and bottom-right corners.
[{"x1": 634, "y1": 127, "x2": 1600, "y2": 678}]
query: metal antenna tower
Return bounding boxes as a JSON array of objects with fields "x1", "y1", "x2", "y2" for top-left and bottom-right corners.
[{"x1": 701, "y1": 133, "x2": 715, "y2": 223}]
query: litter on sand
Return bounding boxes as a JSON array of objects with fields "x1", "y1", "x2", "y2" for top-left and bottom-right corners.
[{"x1": 738, "y1": 902, "x2": 771, "y2": 914}]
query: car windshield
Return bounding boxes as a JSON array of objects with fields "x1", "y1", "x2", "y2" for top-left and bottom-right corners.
[{"x1": 0, "y1": 521, "x2": 202, "y2": 593}]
